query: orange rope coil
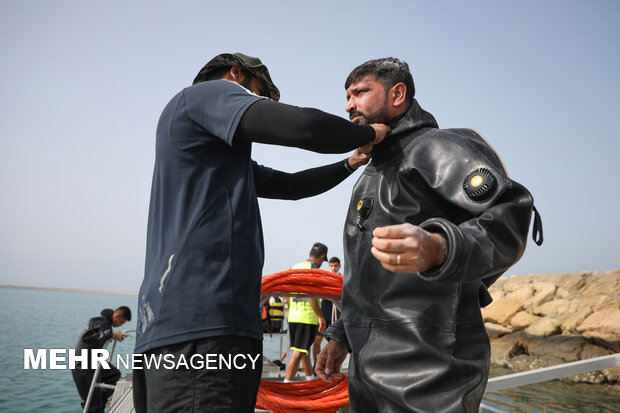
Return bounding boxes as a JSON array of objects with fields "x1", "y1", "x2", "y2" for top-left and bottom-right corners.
[
  {"x1": 258, "y1": 268, "x2": 348, "y2": 413},
  {"x1": 256, "y1": 377, "x2": 349, "y2": 413},
  {"x1": 261, "y1": 269, "x2": 343, "y2": 296}
]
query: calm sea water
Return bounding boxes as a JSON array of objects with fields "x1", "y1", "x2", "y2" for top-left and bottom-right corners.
[{"x1": 0, "y1": 288, "x2": 617, "y2": 412}]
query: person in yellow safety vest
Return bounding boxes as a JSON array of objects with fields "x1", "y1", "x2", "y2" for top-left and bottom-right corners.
[{"x1": 284, "y1": 242, "x2": 328, "y2": 382}]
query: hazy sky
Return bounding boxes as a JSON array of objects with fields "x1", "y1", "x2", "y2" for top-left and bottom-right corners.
[{"x1": 1, "y1": 1, "x2": 618, "y2": 293}]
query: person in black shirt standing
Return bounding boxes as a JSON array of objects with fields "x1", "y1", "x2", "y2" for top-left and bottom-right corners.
[
  {"x1": 312, "y1": 256, "x2": 342, "y2": 366},
  {"x1": 134, "y1": 53, "x2": 390, "y2": 412}
]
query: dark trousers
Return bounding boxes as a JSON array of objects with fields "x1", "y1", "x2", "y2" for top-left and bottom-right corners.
[
  {"x1": 133, "y1": 335, "x2": 263, "y2": 413},
  {"x1": 72, "y1": 366, "x2": 121, "y2": 413}
]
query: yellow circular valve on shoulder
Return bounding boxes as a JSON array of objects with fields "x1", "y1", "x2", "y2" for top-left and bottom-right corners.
[
  {"x1": 470, "y1": 175, "x2": 484, "y2": 187},
  {"x1": 463, "y1": 168, "x2": 497, "y2": 202}
]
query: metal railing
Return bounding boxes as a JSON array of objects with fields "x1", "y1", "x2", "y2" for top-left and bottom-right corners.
[
  {"x1": 83, "y1": 329, "x2": 136, "y2": 413},
  {"x1": 479, "y1": 353, "x2": 620, "y2": 413}
]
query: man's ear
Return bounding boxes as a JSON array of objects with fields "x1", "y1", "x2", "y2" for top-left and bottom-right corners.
[
  {"x1": 228, "y1": 65, "x2": 244, "y2": 82},
  {"x1": 390, "y1": 83, "x2": 408, "y2": 108}
]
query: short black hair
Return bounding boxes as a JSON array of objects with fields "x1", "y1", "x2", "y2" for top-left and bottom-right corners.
[
  {"x1": 329, "y1": 257, "x2": 340, "y2": 264},
  {"x1": 345, "y1": 57, "x2": 415, "y2": 104},
  {"x1": 115, "y1": 306, "x2": 132, "y2": 321},
  {"x1": 309, "y1": 242, "x2": 328, "y2": 260}
]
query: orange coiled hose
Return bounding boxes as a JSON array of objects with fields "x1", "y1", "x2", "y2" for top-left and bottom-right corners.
[
  {"x1": 256, "y1": 377, "x2": 349, "y2": 413},
  {"x1": 257, "y1": 269, "x2": 348, "y2": 413}
]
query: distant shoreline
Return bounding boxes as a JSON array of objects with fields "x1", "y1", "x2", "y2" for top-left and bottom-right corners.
[{"x1": 0, "y1": 285, "x2": 138, "y2": 296}]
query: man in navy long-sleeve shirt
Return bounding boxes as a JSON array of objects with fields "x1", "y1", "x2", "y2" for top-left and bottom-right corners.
[{"x1": 133, "y1": 52, "x2": 390, "y2": 412}]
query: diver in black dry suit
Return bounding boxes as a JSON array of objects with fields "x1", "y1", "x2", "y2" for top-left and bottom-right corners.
[
  {"x1": 319, "y1": 58, "x2": 543, "y2": 413},
  {"x1": 72, "y1": 307, "x2": 131, "y2": 413}
]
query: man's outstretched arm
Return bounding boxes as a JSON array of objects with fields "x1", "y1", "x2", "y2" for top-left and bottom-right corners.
[
  {"x1": 234, "y1": 99, "x2": 388, "y2": 153},
  {"x1": 255, "y1": 148, "x2": 373, "y2": 200}
]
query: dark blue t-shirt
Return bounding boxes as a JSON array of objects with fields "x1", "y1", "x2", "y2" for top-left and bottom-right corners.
[{"x1": 135, "y1": 80, "x2": 273, "y2": 353}]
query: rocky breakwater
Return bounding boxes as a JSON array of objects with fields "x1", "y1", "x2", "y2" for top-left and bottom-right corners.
[{"x1": 482, "y1": 269, "x2": 620, "y2": 384}]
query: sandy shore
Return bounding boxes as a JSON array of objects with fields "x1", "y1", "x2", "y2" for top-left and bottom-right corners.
[{"x1": 0, "y1": 285, "x2": 138, "y2": 296}]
